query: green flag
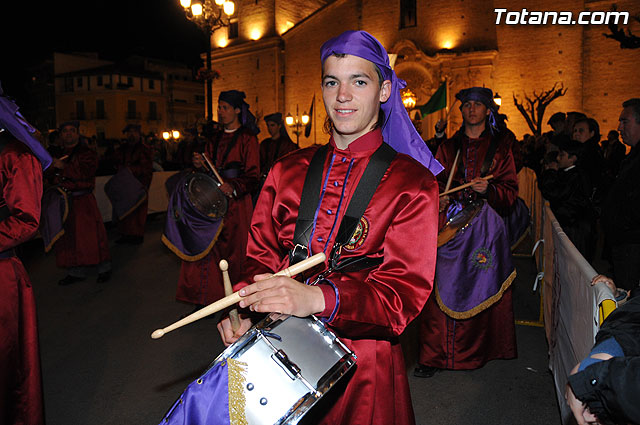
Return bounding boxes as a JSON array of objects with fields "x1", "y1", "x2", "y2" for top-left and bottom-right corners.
[{"x1": 418, "y1": 83, "x2": 447, "y2": 117}]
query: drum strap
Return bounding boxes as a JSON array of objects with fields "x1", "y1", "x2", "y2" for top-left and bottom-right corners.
[
  {"x1": 211, "y1": 129, "x2": 242, "y2": 169},
  {"x1": 290, "y1": 142, "x2": 396, "y2": 273},
  {"x1": 479, "y1": 134, "x2": 500, "y2": 177}
]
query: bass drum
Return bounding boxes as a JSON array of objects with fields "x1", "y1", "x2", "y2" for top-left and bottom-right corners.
[
  {"x1": 185, "y1": 172, "x2": 228, "y2": 219},
  {"x1": 437, "y1": 200, "x2": 483, "y2": 247}
]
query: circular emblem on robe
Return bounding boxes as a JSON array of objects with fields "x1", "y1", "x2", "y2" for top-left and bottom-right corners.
[
  {"x1": 470, "y1": 247, "x2": 494, "y2": 270},
  {"x1": 343, "y1": 216, "x2": 369, "y2": 252}
]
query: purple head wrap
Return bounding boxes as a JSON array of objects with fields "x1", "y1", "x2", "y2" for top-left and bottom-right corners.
[
  {"x1": 320, "y1": 30, "x2": 443, "y2": 176},
  {"x1": 455, "y1": 87, "x2": 499, "y2": 132},
  {"x1": 219, "y1": 90, "x2": 260, "y2": 136},
  {"x1": 0, "y1": 82, "x2": 52, "y2": 170}
]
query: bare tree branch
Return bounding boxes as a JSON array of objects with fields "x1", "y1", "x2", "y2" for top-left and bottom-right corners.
[
  {"x1": 513, "y1": 83, "x2": 567, "y2": 136},
  {"x1": 603, "y1": 4, "x2": 640, "y2": 49}
]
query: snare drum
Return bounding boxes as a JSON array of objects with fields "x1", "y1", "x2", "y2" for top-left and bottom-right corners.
[
  {"x1": 185, "y1": 172, "x2": 227, "y2": 219},
  {"x1": 437, "y1": 200, "x2": 483, "y2": 247},
  {"x1": 160, "y1": 313, "x2": 356, "y2": 425}
]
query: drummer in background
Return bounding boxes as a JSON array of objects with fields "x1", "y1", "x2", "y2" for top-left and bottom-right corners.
[
  {"x1": 114, "y1": 124, "x2": 154, "y2": 244},
  {"x1": 46, "y1": 121, "x2": 112, "y2": 285},
  {"x1": 259, "y1": 112, "x2": 298, "y2": 179},
  {"x1": 177, "y1": 90, "x2": 260, "y2": 313},
  {"x1": 217, "y1": 30, "x2": 442, "y2": 425},
  {"x1": 414, "y1": 87, "x2": 519, "y2": 378}
]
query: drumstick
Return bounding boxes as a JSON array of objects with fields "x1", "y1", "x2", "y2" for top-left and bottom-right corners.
[
  {"x1": 151, "y1": 252, "x2": 327, "y2": 339},
  {"x1": 219, "y1": 259, "x2": 240, "y2": 333},
  {"x1": 439, "y1": 174, "x2": 494, "y2": 197},
  {"x1": 201, "y1": 152, "x2": 225, "y2": 185},
  {"x1": 59, "y1": 155, "x2": 69, "y2": 161},
  {"x1": 444, "y1": 149, "x2": 460, "y2": 193}
]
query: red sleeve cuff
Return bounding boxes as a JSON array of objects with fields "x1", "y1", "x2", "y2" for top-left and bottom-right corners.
[{"x1": 318, "y1": 283, "x2": 337, "y2": 318}]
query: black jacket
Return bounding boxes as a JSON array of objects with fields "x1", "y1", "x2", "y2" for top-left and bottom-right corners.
[
  {"x1": 568, "y1": 288, "x2": 640, "y2": 425},
  {"x1": 602, "y1": 145, "x2": 640, "y2": 246}
]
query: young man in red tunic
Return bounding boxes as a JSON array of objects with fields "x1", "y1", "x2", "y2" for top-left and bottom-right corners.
[
  {"x1": 217, "y1": 31, "x2": 442, "y2": 425},
  {"x1": 415, "y1": 87, "x2": 518, "y2": 378},
  {"x1": 47, "y1": 121, "x2": 112, "y2": 285},
  {"x1": 0, "y1": 82, "x2": 50, "y2": 425},
  {"x1": 114, "y1": 124, "x2": 154, "y2": 244},
  {"x1": 175, "y1": 90, "x2": 260, "y2": 310}
]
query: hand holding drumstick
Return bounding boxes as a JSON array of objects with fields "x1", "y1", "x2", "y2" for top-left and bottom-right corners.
[
  {"x1": 151, "y1": 253, "x2": 326, "y2": 340},
  {"x1": 217, "y1": 253, "x2": 328, "y2": 346}
]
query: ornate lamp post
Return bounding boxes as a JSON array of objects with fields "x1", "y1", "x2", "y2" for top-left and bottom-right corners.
[
  {"x1": 493, "y1": 92, "x2": 502, "y2": 107},
  {"x1": 285, "y1": 105, "x2": 310, "y2": 146},
  {"x1": 402, "y1": 89, "x2": 417, "y2": 110},
  {"x1": 179, "y1": 0, "x2": 235, "y2": 123}
]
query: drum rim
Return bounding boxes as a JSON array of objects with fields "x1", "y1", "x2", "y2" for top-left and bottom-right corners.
[{"x1": 184, "y1": 172, "x2": 228, "y2": 218}]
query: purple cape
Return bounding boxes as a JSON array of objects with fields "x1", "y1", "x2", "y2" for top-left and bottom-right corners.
[
  {"x1": 162, "y1": 172, "x2": 224, "y2": 261},
  {"x1": 104, "y1": 167, "x2": 148, "y2": 221},
  {"x1": 435, "y1": 201, "x2": 516, "y2": 319},
  {"x1": 320, "y1": 30, "x2": 443, "y2": 176},
  {"x1": 39, "y1": 187, "x2": 68, "y2": 252}
]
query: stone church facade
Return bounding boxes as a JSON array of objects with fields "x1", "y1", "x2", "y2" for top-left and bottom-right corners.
[{"x1": 209, "y1": 0, "x2": 640, "y2": 145}]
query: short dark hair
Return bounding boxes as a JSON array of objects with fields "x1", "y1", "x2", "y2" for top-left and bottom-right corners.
[
  {"x1": 559, "y1": 139, "x2": 584, "y2": 159},
  {"x1": 622, "y1": 98, "x2": 640, "y2": 123},
  {"x1": 574, "y1": 117, "x2": 600, "y2": 140}
]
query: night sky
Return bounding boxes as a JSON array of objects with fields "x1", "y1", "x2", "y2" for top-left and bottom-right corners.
[{"x1": 1, "y1": 0, "x2": 208, "y2": 103}]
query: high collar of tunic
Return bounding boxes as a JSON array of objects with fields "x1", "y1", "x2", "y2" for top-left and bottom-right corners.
[{"x1": 329, "y1": 128, "x2": 383, "y2": 158}]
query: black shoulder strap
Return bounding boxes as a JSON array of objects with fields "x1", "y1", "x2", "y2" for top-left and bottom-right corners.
[
  {"x1": 480, "y1": 133, "x2": 500, "y2": 177},
  {"x1": 212, "y1": 129, "x2": 243, "y2": 169},
  {"x1": 334, "y1": 142, "x2": 396, "y2": 247},
  {"x1": 289, "y1": 144, "x2": 329, "y2": 263},
  {"x1": 290, "y1": 142, "x2": 396, "y2": 266}
]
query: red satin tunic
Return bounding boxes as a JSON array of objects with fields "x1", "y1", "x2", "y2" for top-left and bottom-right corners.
[
  {"x1": 0, "y1": 140, "x2": 44, "y2": 425},
  {"x1": 237, "y1": 129, "x2": 439, "y2": 425},
  {"x1": 115, "y1": 139, "x2": 153, "y2": 236},
  {"x1": 418, "y1": 128, "x2": 518, "y2": 370},
  {"x1": 435, "y1": 128, "x2": 518, "y2": 216},
  {"x1": 49, "y1": 142, "x2": 110, "y2": 267},
  {"x1": 176, "y1": 128, "x2": 260, "y2": 305}
]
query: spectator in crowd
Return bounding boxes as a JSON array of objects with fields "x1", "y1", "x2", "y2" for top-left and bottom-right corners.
[
  {"x1": 565, "y1": 274, "x2": 640, "y2": 425},
  {"x1": 601, "y1": 98, "x2": 640, "y2": 291},
  {"x1": 565, "y1": 111, "x2": 588, "y2": 138},
  {"x1": 539, "y1": 138, "x2": 596, "y2": 261},
  {"x1": 572, "y1": 117, "x2": 604, "y2": 205},
  {"x1": 46, "y1": 121, "x2": 112, "y2": 285},
  {"x1": 602, "y1": 130, "x2": 627, "y2": 181},
  {"x1": 543, "y1": 112, "x2": 567, "y2": 151}
]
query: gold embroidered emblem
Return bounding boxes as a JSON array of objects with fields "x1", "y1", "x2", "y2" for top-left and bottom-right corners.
[{"x1": 343, "y1": 216, "x2": 369, "y2": 251}]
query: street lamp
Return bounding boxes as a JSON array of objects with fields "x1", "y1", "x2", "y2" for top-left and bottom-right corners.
[
  {"x1": 285, "y1": 105, "x2": 310, "y2": 146},
  {"x1": 179, "y1": 0, "x2": 235, "y2": 123},
  {"x1": 402, "y1": 89, "x2": 417, "y2": 110},
  {"x1": 494, "y1": 93, "x2": 502, "y2": 107}
]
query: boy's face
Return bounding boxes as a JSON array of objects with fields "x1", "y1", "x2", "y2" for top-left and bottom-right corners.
[
  {"x1": 321, "y1": 54, "x2": 390, "y2": 148},
  {"x1": 557, "y1": 150, "x2": 576, "y2": 168},
  {"x1": 217, "y1": 101, "x2": 241, "y2": 127}
]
